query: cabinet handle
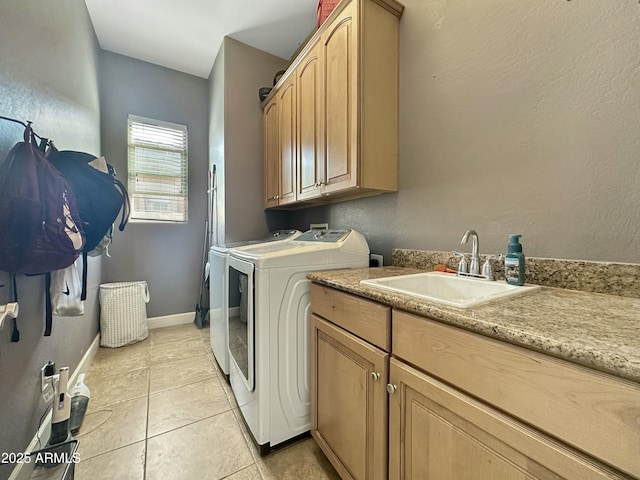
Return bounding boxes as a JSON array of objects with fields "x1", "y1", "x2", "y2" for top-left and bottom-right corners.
[
  {"x1": 386, "y1": 384, "x2": 397, "y2": 394},
  {"x1": 267, "y1": 195, "x2": 280, "y2": 201},
  {"x1": 370, "y1": 372, "x2": 380, "y2": 382}
]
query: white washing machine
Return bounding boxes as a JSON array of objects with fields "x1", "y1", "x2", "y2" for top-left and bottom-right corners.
[
  {"x1": 208, "y1": 230, "x2": 301, "y2": 377},
  {"x1": 227, "y1": 229, "x2": 370, "y2": 452}
]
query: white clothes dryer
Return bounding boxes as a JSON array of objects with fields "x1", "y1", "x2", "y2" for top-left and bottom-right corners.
[
  {"x1": 208, "y1": 230, "x2": 301, "y2": 377},
  {"x1": 227, "y1": 229, "x2": 370, "y2": 452}
]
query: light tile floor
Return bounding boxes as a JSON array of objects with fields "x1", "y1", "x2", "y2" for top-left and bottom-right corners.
[{"x1": 78, "y1": 323, "x2": 340, "y2": 480}]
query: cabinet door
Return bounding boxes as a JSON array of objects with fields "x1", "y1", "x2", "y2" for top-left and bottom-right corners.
[
  {"x1": 278, "y1": 74, "x2": 297, "y2": 205},
  {"x1": 263, "y1": 97, "x2": 280, "y2": 208},
  {"x1": 388, "y1": 358, "x2": 623, "y2": 480},
  {"x1": 297, "y1": 40, "x2": 324, "y2": 201},
  {"x1": 311, "y1": 314, "x2": 389, "y2": 480},
  {"x1": 322, "y1": 0, "x2": 359, "y2": 195}
]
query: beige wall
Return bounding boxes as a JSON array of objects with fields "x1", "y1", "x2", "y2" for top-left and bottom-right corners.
[{"x1": 293, "y1": 0, "x2": 640, "y2": 263}]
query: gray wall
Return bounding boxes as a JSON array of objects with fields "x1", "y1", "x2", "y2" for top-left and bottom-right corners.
[
  {"x1": 209, "y1": 37, "x2": 290, "y2": 246},
  {"x1": 209, "y1": 40, "x2": 226, "y2": 246},
  {"x1": 0, "y1": 1, "x2": 101, "y2": 476},
  {"x1": 292, "y1": 0, "x2": 640, "y2": 264},
  {"x1": 99, "y1": 51, "x2": 210, "y2": 318}
]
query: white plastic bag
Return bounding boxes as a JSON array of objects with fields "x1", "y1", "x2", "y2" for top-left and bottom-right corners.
[{"x1": 50, "y1": 259, "x2": 84, "y2": 316}]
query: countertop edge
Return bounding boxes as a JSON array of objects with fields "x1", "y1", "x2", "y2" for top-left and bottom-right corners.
[{"x1": 307, "y1": 268, "x2": 640, "y2": 384}]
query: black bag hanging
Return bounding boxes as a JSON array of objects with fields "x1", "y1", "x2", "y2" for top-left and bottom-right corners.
[
  {"x1": 47, "y1": 148, "x2": 130, "y2": 253},
  {"x1": 0, "y1": 126, "x2": 85, "y2": 275},
  {"x1": 0, "y1": 124, "x2": 87, "y2": 339},
  {"x1": 47, "y1": 148, "x2": 130, "y2": 304}
]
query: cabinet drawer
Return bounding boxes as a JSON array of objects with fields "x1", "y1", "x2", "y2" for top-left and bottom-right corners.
[
  {"x1": 311, "y1": 283, "x2": 391, "y2": 351},
  {"x1": 392, "y1": 310, "x2": 640, "y2": 478}
]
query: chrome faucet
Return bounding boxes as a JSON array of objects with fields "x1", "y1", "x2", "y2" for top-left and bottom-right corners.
[
  {"x1": 460, "y1": 229, "x2": 480, "y2": 275},
  {"x1": 481, "y1": 254, "x2": 501, "y2": 281},
  {"x1": 452, "y1": 251, "x2": 468, "y2": 275}
]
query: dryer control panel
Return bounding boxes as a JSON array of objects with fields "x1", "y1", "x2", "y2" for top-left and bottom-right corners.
[{"x1": 297, "y1": 229, "x2": 351, "y2": 243}]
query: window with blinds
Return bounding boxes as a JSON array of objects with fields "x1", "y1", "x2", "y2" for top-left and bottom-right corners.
[{"x1": 127, "y1": 115, "x2": 188, "y2": 223}]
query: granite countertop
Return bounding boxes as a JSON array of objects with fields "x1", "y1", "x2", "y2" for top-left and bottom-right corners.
[{"x1": 307, "y1": 266, "x2": 640, "y2": 384}]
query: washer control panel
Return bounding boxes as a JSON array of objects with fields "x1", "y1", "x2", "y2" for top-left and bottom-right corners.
[{"x1": 297, "y1": 229, "x2": 352, "y2": 243}]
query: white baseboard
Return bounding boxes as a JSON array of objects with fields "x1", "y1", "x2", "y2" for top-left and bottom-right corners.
[
  {"x1": 147, "y1": 311, "x2": 194, "y2": 330},
  {"x1": 9, "y1": 333, "x2": 100, "y2": 480},
  {"x1": 71, "y1": 333, "x2": 101, "y2": 386}
]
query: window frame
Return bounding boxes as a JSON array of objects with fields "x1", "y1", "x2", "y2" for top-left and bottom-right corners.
[{"x1": 127, "y1": 114, "x2": 189, "y2": 224}]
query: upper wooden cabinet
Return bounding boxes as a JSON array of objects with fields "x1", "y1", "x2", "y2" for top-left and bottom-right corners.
[
  {"x1": 263, "y1": 69, "x2": 298, "y2": 208},
  {"x1": 277, "y1": 70, "x2": 297, "y2": 206},
  {"x1": 321, "y1": 1, "x2": 358, "y2": 195},
  {"x1": 263, "y1": 0, "x2": 404, "y2": 209},
  {"x1": 297, "y1": 38, "x2": 324, "y2": 201},
  {"x1": 263, "y1": 97, "x2": 280, "y2": 208}
]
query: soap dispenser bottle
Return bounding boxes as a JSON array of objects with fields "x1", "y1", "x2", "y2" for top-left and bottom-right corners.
[{"x1": 505, "y1": 234, "x2": 525, "y2": 286}]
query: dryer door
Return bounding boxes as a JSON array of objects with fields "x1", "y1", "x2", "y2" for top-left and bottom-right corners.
[
  {"x1": 208, "y1": 249, "x2": 229, "y2": 375},
  {"x1": 228, "y1": 256, "x2": 255, "y2": 392}
]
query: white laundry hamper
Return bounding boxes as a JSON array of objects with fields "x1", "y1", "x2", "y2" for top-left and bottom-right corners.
[{"x1": 99, "y1": 281, "x2": 150, "y2": 347}]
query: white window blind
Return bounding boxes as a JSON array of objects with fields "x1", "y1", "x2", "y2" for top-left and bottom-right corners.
[{"x1": 127, "y1": 115, "x2": 188, "y2": 223}]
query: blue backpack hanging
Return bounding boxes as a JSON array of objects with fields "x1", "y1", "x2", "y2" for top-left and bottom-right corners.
[
  {"x1": 47, "y1": 148, "x2": 129, "y2": 253},
  {"x1": 47, "y1": 148, "x2": 130, "y2": 298}
]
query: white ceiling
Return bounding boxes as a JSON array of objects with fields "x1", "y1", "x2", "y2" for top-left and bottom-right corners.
[{"x1": 84, "y1": 0, "x2": 318, "y2": 79}]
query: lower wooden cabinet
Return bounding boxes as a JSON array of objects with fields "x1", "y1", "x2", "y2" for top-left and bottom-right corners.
[
  {"x1": 311, "y1": 314, "x2": 389, "y2": 480},
  {"x1": 311, "y1": 285, "x2": 638, "y2": 480},
  {"x1": 392, "y1": 310, "x2": 640, "y2": 479},
  {"x1": 387, "y1": 358, "x2": 624, "y2": 480}
]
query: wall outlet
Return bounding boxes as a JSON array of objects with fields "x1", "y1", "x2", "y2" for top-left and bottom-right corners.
[
  {"x1": 370, "y1": 254, "x2": 384, "y2": 267},
  {"x1": 310, "y1": 223, "x2": 329, "y2": 231},
  {"x1": 41, "y1": 361, "x2": 55, "y2": 391}
]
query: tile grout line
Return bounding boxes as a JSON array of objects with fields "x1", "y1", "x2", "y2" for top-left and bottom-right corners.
[
  {"x1": 76, "y1": 365, "x2": 150, "y2": 465},
  {"x1": 85, "y1": 326, "x2": 276, "y2": 479},
  {"x1": 199, "y1": 329, "x2": 262, "y2": 471},
  {"x1": 149, "y1": 374, "x2": 219, "y2": 396},
  {"x1": 144, "y1": 336, "x2": 218, "y2": 479},
  {"x1": 151, "y1": 327, "x2": 271, "y2": 478},
  {"x1": 147, "y1": 349, "x2": 210, "y2": 366},
  {"x1": 201, "y1": 328, "x2": 256, "y2": 457},
  {"x1": 145, "y1": 407, "x2": 234, "y2": 441},
  {"x1": 150, "y1": 327, "x2": 265, "y2": 478},
  {"x1": 143, "y1": 355, "x2": 151, "y2": 480},
  {"x1": 227, "y1": 406, "x2": 263, "y2": 474}
]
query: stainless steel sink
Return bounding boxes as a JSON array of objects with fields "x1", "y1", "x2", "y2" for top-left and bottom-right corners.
[{"x1": 360, "y1": 271, "x2": 540, "y2": 308}]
